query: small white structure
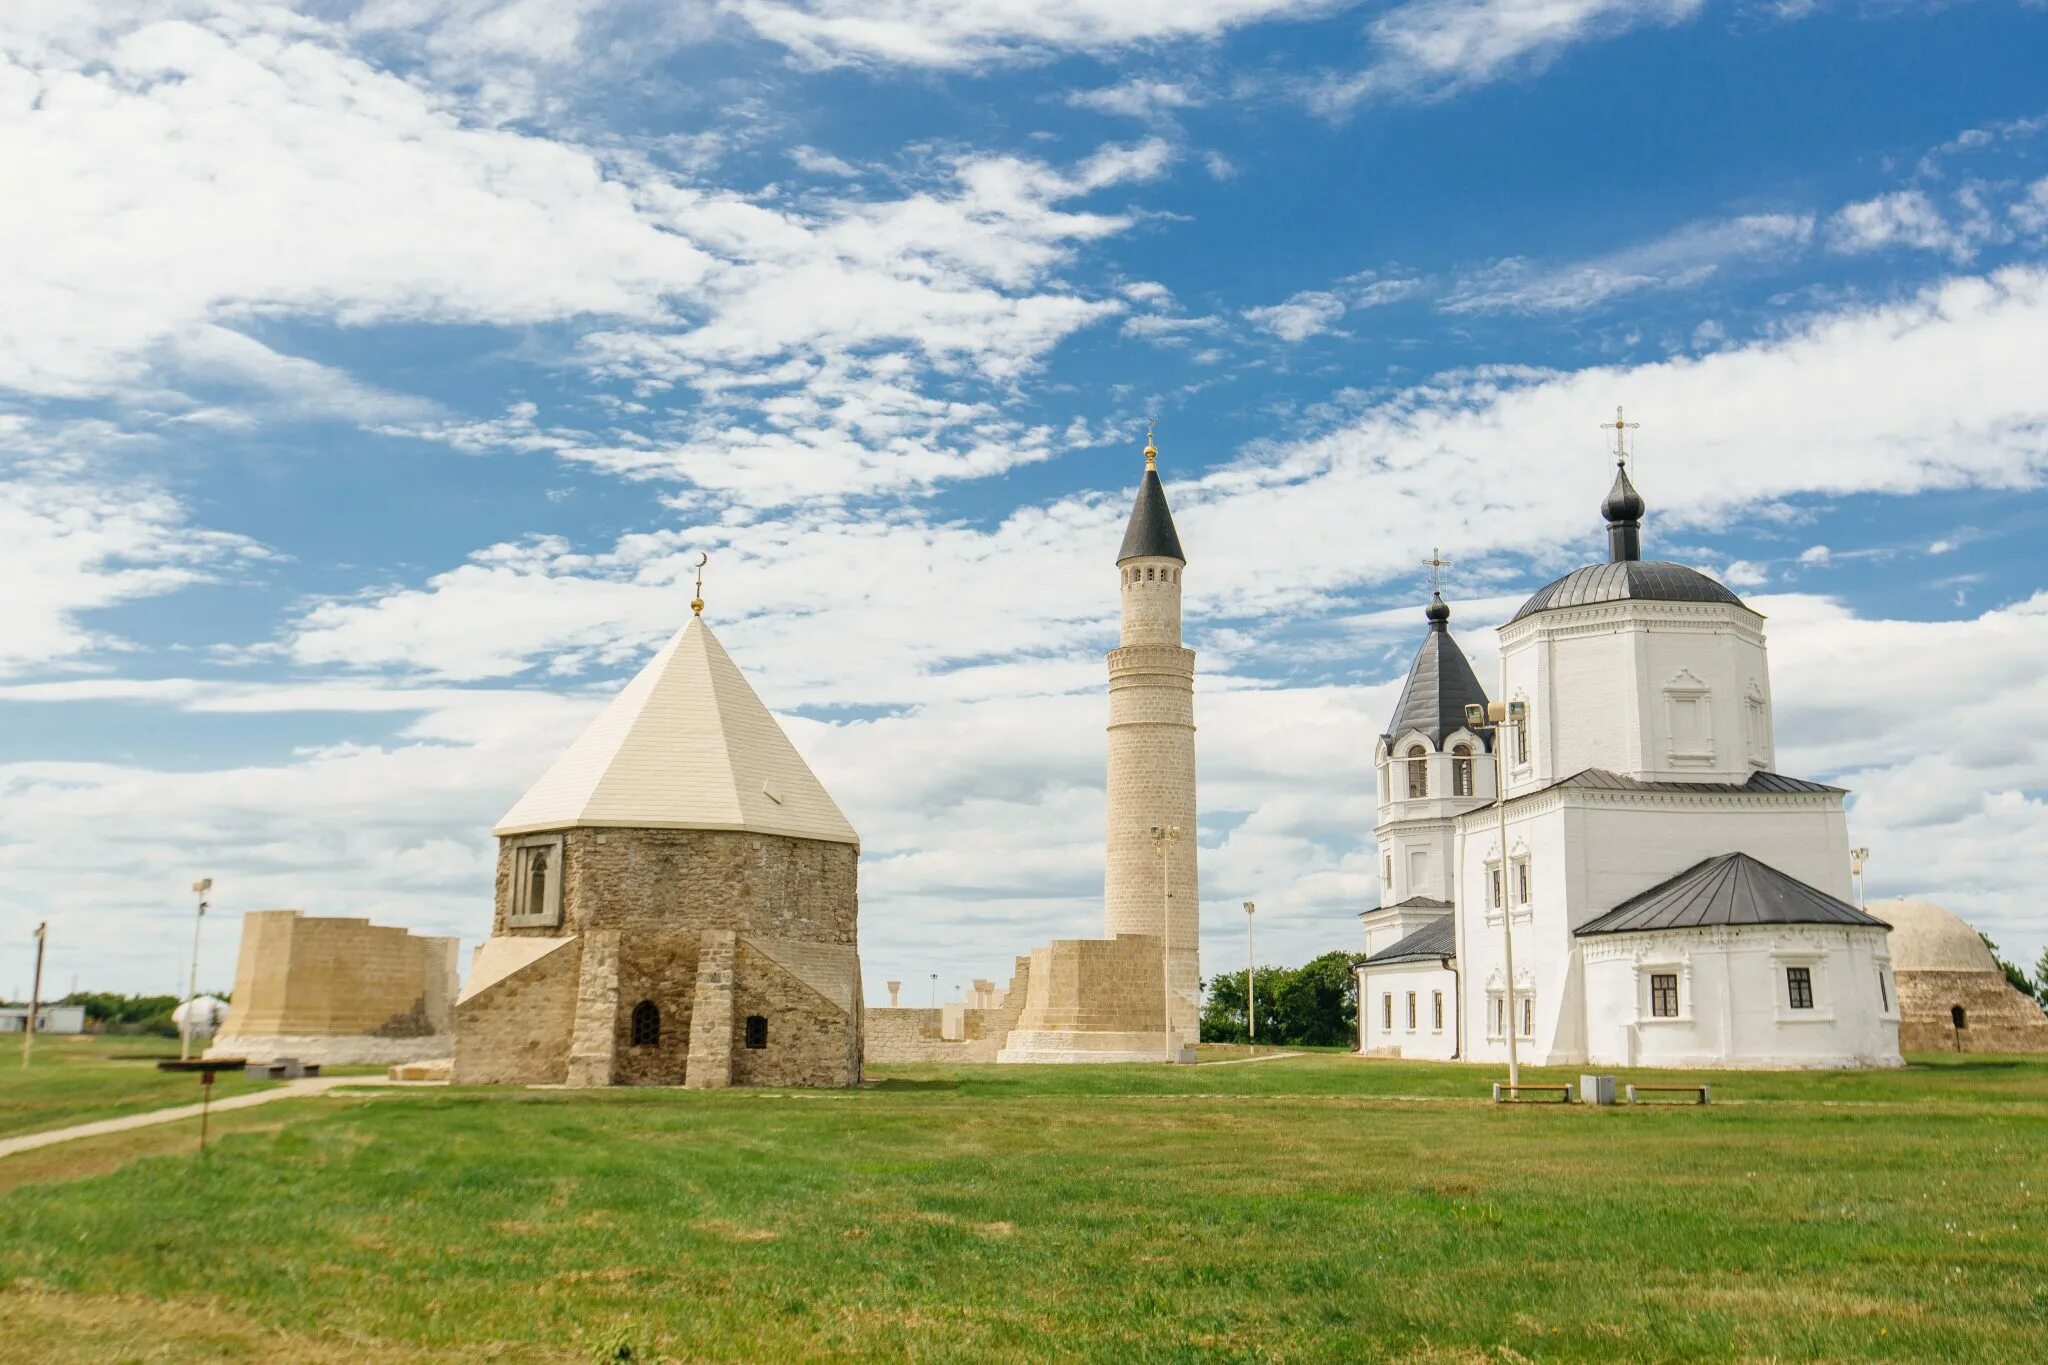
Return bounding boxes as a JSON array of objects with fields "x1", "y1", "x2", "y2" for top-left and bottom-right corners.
[
  {"x1": 0, "y1": 1004, "x2": 86, "y2": 1034},
  {"x1": 1359, "y1": 451, "x2": 1900, "y2": 1069},
  {"x1": 174, "y1": 995, "x2": 229, "y2": 1048}
]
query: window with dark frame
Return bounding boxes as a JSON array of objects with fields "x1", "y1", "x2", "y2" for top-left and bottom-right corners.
[
  {"x1": 744, "y1": 1014, "x2": 768, "y2": 1049},
  {"x1": 1521, "y1": 996, "x2": 1533, "y2": 1037},
  {"x1": 1650, "y1": 973, "x2": 1678, "y2": 1018},
  {"x1": 630, "y1": 1000, "x2": 660, "y2": 1046},
  {"x1": 1406, "y1": 744, "x2": 1429, "y2": 798},
  {"x1": 1405, "y1": 992, "x2": 1417, "y2": 1030},
  {"x1": 1382, "y1": 993, "x2": 1393, "y2": 1030},
  {"x1": 1787, "y1": 966, "x2": 1815, "y2": 1010},
  {"x1": 1452, "y1": 744, "x2": 1474, "y2": 797},
  {"x1": 1515, "y1": 715, "x2": 1529, "y2": 766},
  {"x1": 1432, "y1": 991, "x2": 1443, "y2": 1030}
]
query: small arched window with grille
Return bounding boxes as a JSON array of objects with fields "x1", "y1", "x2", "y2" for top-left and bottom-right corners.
[
  {"x1": 630, "y1": 1000, "x2": 659, "y2": 1047},
  {"x1": 744, "y1": 1015, "x2": 768, "y2": 1049},
  {"x1": 1451, "y1": 743, "x2": 1474, "y2": 797},
  {"x1": 1405, "y1": 744, "x2": 1428, "y2": 799}
]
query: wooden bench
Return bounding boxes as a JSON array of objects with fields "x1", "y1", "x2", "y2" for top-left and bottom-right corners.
[
  {"x1": 1625, "y1": 1084, "x2": 1711, "y2": 1105},
  {"x1": 1492, "y1": 1082, "x2": 1573, "y2": 1104}
]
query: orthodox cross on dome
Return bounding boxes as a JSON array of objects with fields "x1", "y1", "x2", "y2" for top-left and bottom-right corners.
[
  {"x1": 691, "y1": 552, "x2": 708, "y2": 617},
  {"x1": 1599, "y1": 404, "x2": 1641, "y2": 470},
  {"x1": 1144, "y1": 417, "x2": 1159, "y2": 470},
  {"x1": 1421, "y1": 546, "x2": 1451, "y2": 592}
]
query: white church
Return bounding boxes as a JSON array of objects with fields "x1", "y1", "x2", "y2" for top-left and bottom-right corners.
[{"x1": 1357, "y1": 441, "x2": 1902, "y2": 1070}]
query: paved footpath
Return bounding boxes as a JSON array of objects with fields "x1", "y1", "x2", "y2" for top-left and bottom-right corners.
[
  {"x1": 0, "y1": 1075, "x2": 400, "y2": 1161},
  {"x1": 1193, "y1": 1050, "x2": 1303, "y2": 1066}
]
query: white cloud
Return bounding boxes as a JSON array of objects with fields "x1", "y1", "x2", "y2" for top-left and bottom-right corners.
[
  {"x1": 1443, "y1": 213, "x2": 1814, "y2": 313},
  {"x1": 1066, "y1": 79, "x2": 1203, "y2": 120},
  {"x1": 1826, "y1": 189, "x2": 1976, "y2": 260},
  {"x1": 2012, "y1": 176, "x2": 2048, "y2": 237},
  {"x1": 0, "y1": 418, "x2": 268, "y2": 677},
  {"x1": 726, "y1": 0, "x2": 1345, "y2": 69},
  {"x1": 1316, "y1": 0, "x2": 1703, "y2": 112},
  {"x1": 1244, "y1": 289, "x2": 1349, "y2": 341},
  {"x1": 1799, "y1": 545, "x2": 1832, "y2": 566},
  {"x1": 1719, "y1": 559, "x2": 1769, "y2": 589}
]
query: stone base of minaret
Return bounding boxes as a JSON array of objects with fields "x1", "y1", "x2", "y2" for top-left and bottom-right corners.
[{"x1": 994, "y1": 934, "x2": 1196, "y2": 1064}]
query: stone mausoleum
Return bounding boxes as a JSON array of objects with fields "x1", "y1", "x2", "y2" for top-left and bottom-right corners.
[
  {"x1": 452, "y1": 599, "x2": 864, "y2": 1089},
  {"x1": 1875, "y1": 899, "x2": 2048, "y2": 1053},
  {"x1": 210, "y1": 910, "x2": 458, "y2": 1065}
]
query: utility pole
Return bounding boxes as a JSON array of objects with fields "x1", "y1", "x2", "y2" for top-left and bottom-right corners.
[
  {"x1": 21, "y1": 923, "x2": 46, "y2": 1069},
  {"x1": 1465, "y1": 697, "x2": 1528, "y2": 1090},
  {"x1": 1243, "y1": 901, "x2": 1257, "y2": 1045}
]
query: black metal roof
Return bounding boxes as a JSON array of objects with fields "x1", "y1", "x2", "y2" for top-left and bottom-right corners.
[
  {"x1": 1117, "y1": 466, "x2": 1185, "y2": 564},
  {"x1": 1575, "y1": 852, "x2": 1889, "y2": 937},
  {"x1": 1382, "y1": 598, "x2": 1492, "y2": 751},
  {"x1": 1375, "y1": 895, "x2": 1452, "y2": 912},
  {"x1": 1511, "y1": 560, "x2": 1746, "y2": 623},
  {"x1": 1362, "y1": 915, "x2": 1457, "y2": 966},
  {"x1": 1548, "y1": 768, "x2": 1842, "y2": 796}
]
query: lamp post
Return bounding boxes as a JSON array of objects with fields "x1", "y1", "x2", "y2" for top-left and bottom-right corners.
[
  {"x1": 1151, "y1": 824, "x2": 1181, "y2": 1061},
  {"x1": 1849, "y1": 847, "x2": 1870, "y2": 913},
  {"x1": 1464, "y1": 699, "x2": 1527, "y2": 1090},
  {"x1": 1242, "y1": 901, "x2": 1256, "y2": 1045},
  {"x1": 929, "y1": 973, "x2": 937, "y2": 1010},
  {"x1": 183, "y1": 878, "x2": 212, "y2": 1061}
]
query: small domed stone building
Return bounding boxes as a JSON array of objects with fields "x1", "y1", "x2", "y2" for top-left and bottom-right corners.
[
  {"x1": 452, "y1": 608, "x2": 862, "y2": 1089},
  {"x1": 1874, "y1": 899, "x2": 2048, "y2": 1053}
]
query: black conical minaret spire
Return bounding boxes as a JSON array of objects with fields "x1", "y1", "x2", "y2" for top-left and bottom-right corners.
[{"x1": 1117, "y1": 426, "x2": 1186, "y2": 564}]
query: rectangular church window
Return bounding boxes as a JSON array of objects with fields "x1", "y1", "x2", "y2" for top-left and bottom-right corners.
[
  {"x1": 1514, "y1": 859, "x2": 1531, "y2": 906},
  {"x1": 1878, "y1": 970, "x2": 1889, "y2": 1012},
  {"x1": 1382, "y1": 994, "x2": 1393, "y2": 1030},
  {"x1": 1488, "y1": 866, "x2": 1503, "y2": 910},
  {"x1": 1787, "y1": 967, "x2": 1814, "y2": 1010},
  {"x1": 1406, "y1": 992, "x2": 1416, "y2": 1030},
  {"x1": 1650, "y1": 974, "x2": 1678, "y2": 1018},
  {"x1": 1521, "y1": 997, "x2": 1533, "y2": 1037},
  {"x1": 745, "y1": 1015, "x2": 768, "y2": 1049},
  {"x1": 1432, "y1": 992, "x2": 1443, "y2": 1030}
]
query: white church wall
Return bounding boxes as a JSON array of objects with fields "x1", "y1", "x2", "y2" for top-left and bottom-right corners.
[
  {"x1": 1358, "y1": 962, "x2": 1460, "y2": 1060},
  {"x1": 1455, "y1": 797, "x2": 1577, "y2": 1065},
  {"x1": 1582, "y1": 926, "x2": 1901, "y2": 1068},
  {"x1": 1501, "y1": 603, "x2": 1775, "y2": 795},
  {"x1": 1574, "y1": 798, "x2": 1854, "y2": 928}
]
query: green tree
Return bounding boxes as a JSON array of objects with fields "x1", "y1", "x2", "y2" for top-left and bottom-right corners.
[
  {"x1": 1270, "y1": 950, "x2": 1358, "y2": 1047},
  {"x1": 2034, "y1": 946, "x2": 2048, "y2": 1008},
  {"x1": 1980, "y1": 934, "x2": 2036, "y2": 1001},
  {"x1": 1199, "y1": 967, "x2": 1284, "y2": 1043}
]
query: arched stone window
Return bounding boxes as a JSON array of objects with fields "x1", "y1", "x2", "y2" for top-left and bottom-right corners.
[
  {"x1": 1452, "y1": 743, "x2": 1474, "y2": 797},
  {"x1": 1405, "y1": 744, "x2": 1428, "y2": 799},
  {"x1": 526, "y1": 851, "x2": 549, "y2": 919},
  {"x1": 630, "y1": 1000, "x2": 659, "y2": 1047},
  {"x1": 745, "y1": 1015, "x2": 768, "y2": 1049}
]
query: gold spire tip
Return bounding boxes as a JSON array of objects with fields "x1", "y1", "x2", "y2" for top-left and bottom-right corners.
[
  {"x1": 691, "y1": 552, "x2": 707, "y2": 617},
  {"x1": 1143, "y1": 418, "x2": 1158, "y2": 470}
]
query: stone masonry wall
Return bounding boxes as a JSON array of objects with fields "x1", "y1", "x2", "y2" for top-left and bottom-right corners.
[
  {"x1": 1898, "y1": 970, "x2": 2048, "y2": 1053},
  {"x1": 221, "y1": 910, "x2": 459, "y2": 1040},
  {"x1": 479, "y1": 827, "x2": 859, "y2": 1087},
  {"x1": 731, "y1": 941, "x2": 861, "y2": 1087},
  {"x1": 452, "y1": 938, "x2": 580, "y2": 1085}
]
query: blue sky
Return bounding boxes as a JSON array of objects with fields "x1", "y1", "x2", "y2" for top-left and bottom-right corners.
[{"x1": 5, "y1": 0, "x2": 2048, "y2": 1002}]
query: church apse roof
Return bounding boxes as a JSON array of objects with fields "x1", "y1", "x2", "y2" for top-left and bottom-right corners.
[
  {"x1": 1575, "y1": 852, "x2": 1888, "y2": 937},
  {"x1": 494, "y1": 615, "x2": 859, "y2": 846},
  {"x1": 1510, "y1": 560, "x2": 1745, "y2": 623},
  {"x1": 1362, "y1": 915, "x2": 1457, "y2": 966},
  {"x1": 1383, "y1": 593, "x2": 1491, "y2": 750}
]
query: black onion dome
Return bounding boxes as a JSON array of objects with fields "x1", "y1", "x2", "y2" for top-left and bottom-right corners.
[
  {"x1": 1601, "y1": 461, "x2": 1646, "y2": 523},
  {"x1": 1117, "y1": 464, "x2": 1185, "y2": 564},
  {"x1": 1424, "y1": 590, "x2": 1450, "y2": 625},
  {"x1": 1511, "y1": 561, "x2": 1745, "y2": 623}
]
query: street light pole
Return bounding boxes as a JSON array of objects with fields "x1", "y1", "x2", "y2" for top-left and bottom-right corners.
[
  {"x1": 183, "y1": 879, "x2": 212, "y2": 1061},
  {"x1": 1465, "y1": 698, "x2": 1527, "y2": 1091},
  {"x1": 1243, "y1": 901, "x2": 1256, "y2": 1045},
  {"x1": 1152, "y1": 825, "x2": 1181, "y2": 1062},
  {"x1": 1849, "y1": 847, "x2": 1870, "y2": 913}
]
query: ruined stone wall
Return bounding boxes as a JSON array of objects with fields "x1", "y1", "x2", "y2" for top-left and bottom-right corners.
[
  {"x1": 219, "y1": 910, "x2": 458, "y2": 1041},
  {"x1": 1898, "y1": 970, "x2": 2048, "y2": 1053},
  {"x1": 862, "y1": 956, "x2": 1032, "y2": 1064},
  {"x1": 451, "y1": 938, "x2": 580, "y2": 1085},
  {"x1": 1011, "y1": 935, "x2": 1165, "y2": 1033}
]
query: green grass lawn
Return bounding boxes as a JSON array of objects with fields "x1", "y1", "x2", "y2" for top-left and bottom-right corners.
[
  {"x1": 0, "y1": 1036, "x2": 274, "y2": 1140},
  {"x1": 1, "y1": 1051, "x2": 2044, "y2": 1362}
]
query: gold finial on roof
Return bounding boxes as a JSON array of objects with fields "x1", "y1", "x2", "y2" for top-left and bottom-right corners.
[
  {"x1": 691, "y1": 552, "x2": 707, "y2": 617},
  {"x1": 1143, "y1": 418, "x2": 1158, "y2": 470},
  {"x1": 1599, "y1": 404, "x2": 1641, "y2": 469}
]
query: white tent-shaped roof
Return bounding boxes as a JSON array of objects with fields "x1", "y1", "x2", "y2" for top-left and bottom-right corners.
[{"x1": 494, "y1": 615, "x2": 858, "y2": 847}]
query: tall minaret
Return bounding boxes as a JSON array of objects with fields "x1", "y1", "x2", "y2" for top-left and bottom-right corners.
[{"x1": 1104, "y1": 428, "x2": 1199, "y2": 1048}]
